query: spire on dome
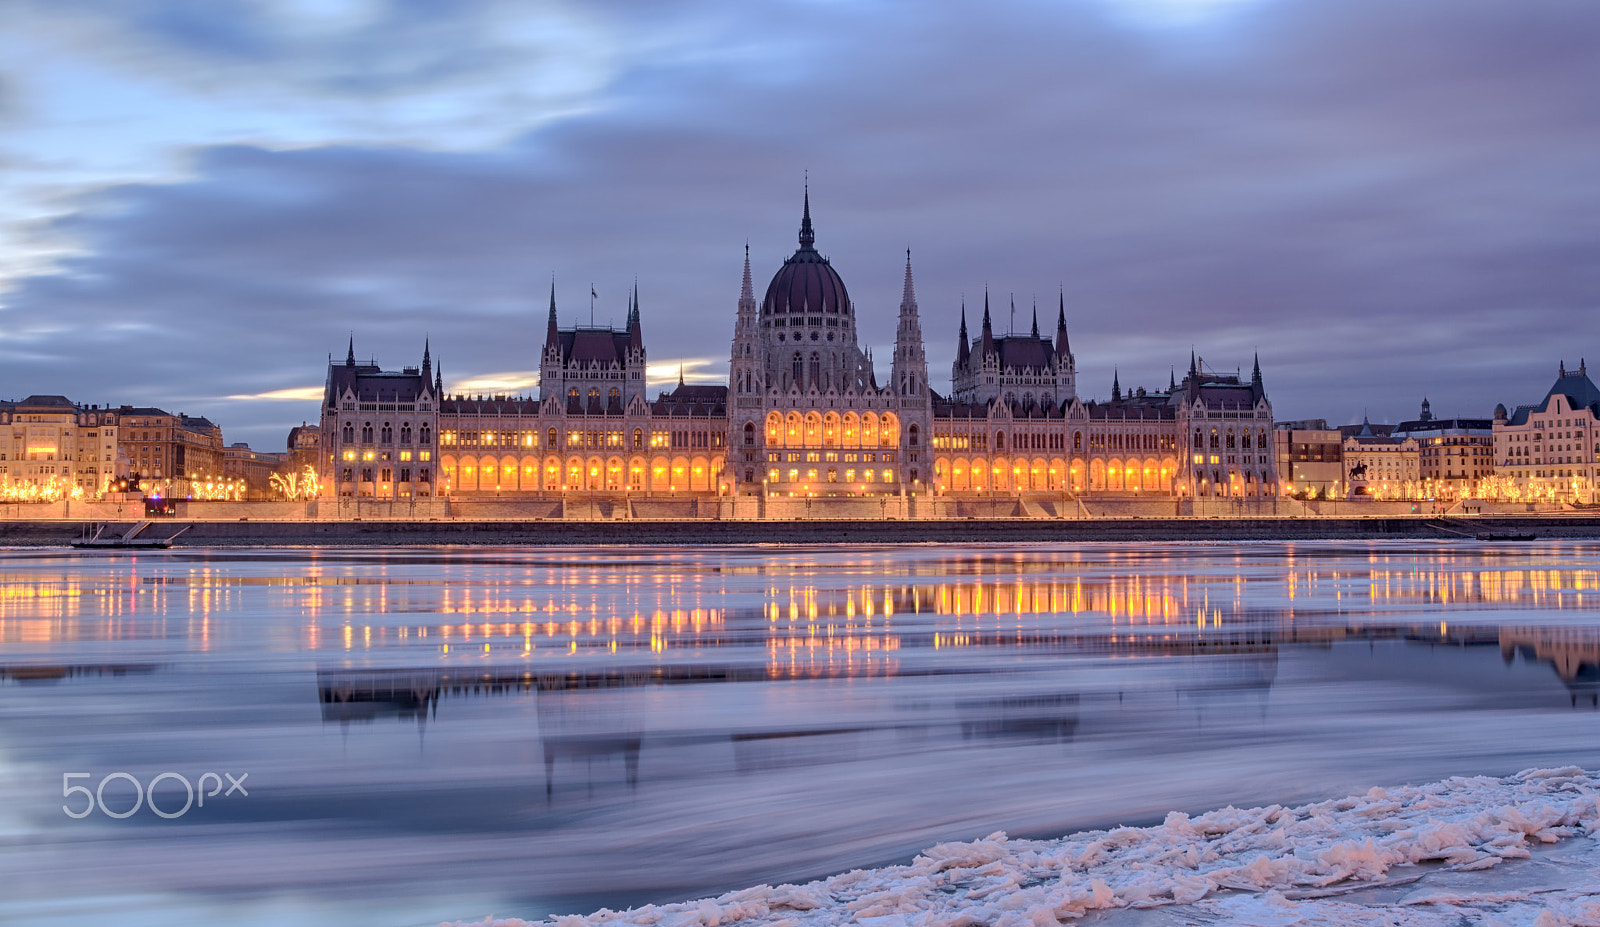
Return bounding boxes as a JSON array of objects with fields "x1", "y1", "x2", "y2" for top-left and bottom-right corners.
[
  {"x1": 1189, "y1": 349, "x2": 1197, "y2": 378},
  {"x1": 798, "y1": 179, "x2": 815, "y2": 249},
  {"x1": 1169, "y1": 368, "x2": 1176, "y2": 392},
  {"x1": 346, "y1": 334, "x2": 355, "y2": 367},
  {"x1": 1030, "y1": 299, "x2": 1039, "y2": 339},
  {"x1": 1112, "y1": 369, "x2": 1121, "y2": 401}
]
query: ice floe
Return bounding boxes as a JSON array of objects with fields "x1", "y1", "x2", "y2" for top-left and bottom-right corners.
[{"x1": 445, "y1": 766, "x2": 1600, "y2": 927}]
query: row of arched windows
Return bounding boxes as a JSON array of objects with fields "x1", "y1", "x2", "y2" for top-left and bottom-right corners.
[
  {"x1": 339, "y1": 420, "x2": 430, "y2": 445},
  {"x1": 762, "y1": 411, "x2": 902, "y2": 448}
]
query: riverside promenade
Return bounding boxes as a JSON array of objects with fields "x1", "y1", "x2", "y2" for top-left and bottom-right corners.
[{"x1": 3, "y1": 515, "x2": 1600, "y2": 546}]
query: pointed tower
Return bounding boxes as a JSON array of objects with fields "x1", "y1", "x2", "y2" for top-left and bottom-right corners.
[
  {"x1": 346, "y1": 334, "x2": 356, "y2": 367},
  {"x1": 421, "y1": 338, "x2": 432, "y2": 382},
  {"x1": 623, "y1": 280, "x2": 647, "y2": 403},
  {"x1": 891, "y1": 249, "x2": 929, "y2": 400},
  {"x1": 725, "y1": 243, "x2": 770, "y2": 490},
  {"x1": 729, "y1": 244, "x2": 763, "y2": 396},
  {"x1": 980, "y1": 290, "x2": 995, "y2": 359},
  {"x1": 539, "y1": 280, "x2": 563, "y2": 401},
  {"x1": 1051, "y1": 289, "x2": 1077, "y2": 403},
  {"x1": 1112, "y1": 369, "x2": 1122, "y2": 402},
  {"x1": 434, "y1": 361, "x2": 443, "y2": 397},
  {"x1": 956, "y1": 301, "x2": 971, "y2": 368}
]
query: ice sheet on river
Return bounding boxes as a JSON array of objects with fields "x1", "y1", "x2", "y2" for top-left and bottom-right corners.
[{"x1": 446, "y1": 767, "x2": 1600, "y2": 927}]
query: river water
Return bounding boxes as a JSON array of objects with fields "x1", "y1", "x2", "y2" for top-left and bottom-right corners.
[{"x1": 1, "y1": 541, "x2": 1599, "y2": 927}]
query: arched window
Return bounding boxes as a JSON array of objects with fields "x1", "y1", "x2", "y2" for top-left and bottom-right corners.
[
  {"x1": 400, "y1": 423, "x2": 412, "y2": 444},
  {"x1": 588, "y1": 387, "x2": 600, "y2": 403},
  {"x1": 908, "y1": 424, "x2": 920, "y2": 447},
  {"x1": 1226, "y1": 431, "x2": 1236, "y2": 449},
  {"x1": 361, "y1": 422, "x2": 374, "y2": 443},
  {"x1": 995, "y1": 431, "x2": 1006, "y2": 451},
  {"x1": 419, "y1": 423, "x2": 431, "y2": 444},
  {"x1": 809, "y1": 353, "x2": 821, "y2": 389},
  {"x1": 609, "y1": 387, "x2": 620, "y2": 403},
  {"x1": 633, "y1": 428, "x2": 643, "y2": 450},
  {"x1": 1193, "y1": 429, "x2": 1203, "y2": 449},
  {"x1": 1073, "y1": 431, "x2": 1082, "y2": 451},
  {"x1": 744, "y1": 422, "x2": 756, "y2": 446},
  {"x1": 792, "y1": 353, "x2": 803, "y2": 388},
  {"x1": 548, "y1": 428, "x2": 558, "y2": 449},
  {"x1": 341, "y1": 422, "x2": 354, "y2": 443},
  {"x1": 380, "y1": 423, "x2": 393, "y2": 444},
  {"x1": 568, "y1": 387, "x2": 579, "y2": 402},
  {"x1": 1210, "y1": 429, "x2": 1220, "y2": 448}
]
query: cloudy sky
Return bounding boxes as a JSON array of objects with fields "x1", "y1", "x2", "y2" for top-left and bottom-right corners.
[{"x1": 1, "y1": 0, "x2": 1596, "y2": 450}]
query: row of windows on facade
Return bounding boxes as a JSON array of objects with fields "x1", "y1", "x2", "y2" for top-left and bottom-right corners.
[
  {"x1": 931, "y1": 428, "x2": 1259, "y2": 453},
  {"x1": 766, "y1": 467, "x2": 905, "y2": 484},
  {"x1": 928, "y1": 458, "x2": 1271, "y2": 497},
  {"x1": 758, "y1": 417, "x2": 908, "y2": 448},
  {"x1": 767, "y1": 452, "x2": 897, "y2": 464},
  {"x1": 340, "y1": 449, "x2": 431, "y2": 463},
  {"x1": 435, "y1": 428, "x2": 726, "y2": 450},
  {"x1": 339, "y1": 422, "x2": 431, "y2": 444},
  {"x1": 1504, "y1": 444, "x2": 1600, "y2": 459},
  {"x1": 340, "y1": 467, "x2": 431, "y2": 483}
]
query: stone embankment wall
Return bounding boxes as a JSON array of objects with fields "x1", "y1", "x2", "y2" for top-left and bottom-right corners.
[{"x1": 3, "y1": 515, "x2": 1599, "y2": 546}]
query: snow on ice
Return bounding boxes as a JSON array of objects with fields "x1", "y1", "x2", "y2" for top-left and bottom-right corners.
[{"x1": 445, "y1": 767, "x2": 1600, "y2": 927}]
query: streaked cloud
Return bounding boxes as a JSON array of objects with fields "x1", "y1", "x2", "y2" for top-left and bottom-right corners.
[
  {"x1": 449, "y1": 371, "x2": 539, "y2": 395},
  {"x1": 647, "y1": 358, "x2": 723, "y2": 388},
  {"x1": 224, "y1": 386, "x2": 325, "y2": 402},
  {"x1": 0, "y1": 0, "x2": 1595, "y2": 449}
]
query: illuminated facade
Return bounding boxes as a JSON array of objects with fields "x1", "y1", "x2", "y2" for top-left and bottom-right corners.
[
  {"x1": 726, "y1": 193, "x2": 928, "y2": 494},
  {"x1": 1343, "y1": 425, "x2": 1420, "y2": 497},
  {"x1": 115, "y1": 406, "x2": 225, "y2": 490},
  {"x1": 320, "y1": 339, "x2": 440, "y2": 499},
  {"x1": 0, "y1": 395, "x2": 121, "y2": 499},
  {"x1": 318, "y1": 194, "x2": 1278, "y2": 503},
  {"x1": 931, "y1": 355, "x2": 1275, "y2": 499},
  {"x1": 1493, "y1": 360, "x2": 1600, "y2": 503}
]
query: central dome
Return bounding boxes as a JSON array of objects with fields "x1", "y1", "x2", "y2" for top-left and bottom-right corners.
[{"x1": 761, "y1": 191, "x2": 852, "y2": 317}]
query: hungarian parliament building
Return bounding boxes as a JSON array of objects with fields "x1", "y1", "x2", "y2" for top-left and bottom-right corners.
[{"x1": 319, "y1": 195, "x2": 1277, "y2": 502}]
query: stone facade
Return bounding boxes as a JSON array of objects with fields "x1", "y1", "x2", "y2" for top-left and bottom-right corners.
[
  {"x1": 0, "y1": 396, "x2": 121, "y2": 498},
  {"x1": 1494, "y1": 360, "x2": 1600, "y2": 502},
  {"x1": 316, "y1": 195, "x2": 1279, "y2": 507}
]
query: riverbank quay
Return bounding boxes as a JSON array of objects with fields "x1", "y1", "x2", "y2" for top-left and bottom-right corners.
[{"x1": 3, "y1": 515, "x2": 1600, "y2": 546}]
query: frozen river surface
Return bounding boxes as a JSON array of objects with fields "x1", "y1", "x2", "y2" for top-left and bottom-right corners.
[{"x1": 2, "y1": 541, "x2": 1599, "y2": 927}]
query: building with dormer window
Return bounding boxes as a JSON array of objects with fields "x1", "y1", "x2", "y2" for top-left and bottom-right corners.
[{"x1": 315, "y1": 191, "x2": 1278, "y2": 509}]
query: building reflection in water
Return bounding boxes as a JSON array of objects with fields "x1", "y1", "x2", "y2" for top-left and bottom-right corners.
[{"x1": 9, "y1": 549, "x2": 1600, "y2": 729}]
